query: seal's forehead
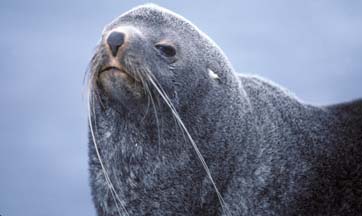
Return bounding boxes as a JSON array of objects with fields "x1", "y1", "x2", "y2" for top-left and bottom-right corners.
[
  {"x1": 122, "y1": 4, "x2": 180, "y2": 23},
  {"x1": 105, "y1": 4, "x2": 197, "y2": 35}
]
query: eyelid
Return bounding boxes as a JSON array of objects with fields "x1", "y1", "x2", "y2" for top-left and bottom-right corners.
[
  {"x1": 155, "y1": 42, "x2": 176, "y2": 50},
  {"x1": 156, "y1": 39, "x2": 176, "y2": 47}
]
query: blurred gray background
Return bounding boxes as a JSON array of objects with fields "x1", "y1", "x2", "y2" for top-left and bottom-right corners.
[{"x1": 0, "y1": 0, "x2": 361, "y2": 215}]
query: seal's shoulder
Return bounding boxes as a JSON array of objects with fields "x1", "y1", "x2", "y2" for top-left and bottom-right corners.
[
  {"x1": 326, "y1": 99, "x2": 362, "y2": 113},
  {"x1": 325, "y1": 99, "x2": 362, "y2": 125}
]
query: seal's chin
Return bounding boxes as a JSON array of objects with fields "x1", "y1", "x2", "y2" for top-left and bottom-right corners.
[
  {"x1": 97, "y1": 67, "x2": 142, "y2": 101},
  {"x1": 100, "y1": 67, "x2": 135, "y2": 82}
]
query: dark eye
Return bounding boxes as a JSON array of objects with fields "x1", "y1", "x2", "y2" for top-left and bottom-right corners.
[{"x1": 155, "y1": 44, "x2": 176, "y2": 57}]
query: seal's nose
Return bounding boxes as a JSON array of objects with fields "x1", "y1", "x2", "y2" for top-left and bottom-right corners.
[{"x1": 107, "y1": 31, "x2": 125, "y2": 57}]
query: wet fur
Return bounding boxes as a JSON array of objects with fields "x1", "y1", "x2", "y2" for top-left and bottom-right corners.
[{"x1": 87, "y1": 4, "x2": 362, "y2": 216}]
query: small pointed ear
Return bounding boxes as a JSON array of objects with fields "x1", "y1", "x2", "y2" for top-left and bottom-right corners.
[{"x1": 208, "y1": 68, "x2": 220, "y2": 80}]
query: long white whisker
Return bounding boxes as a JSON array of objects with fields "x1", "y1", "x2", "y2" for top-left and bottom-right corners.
[
  {"x1": 89, "y1": 95, "x2": 123, "y2": 216},
  {"x1": 145, "y1": 72, "x2": 232, "y2": 216},
  {"x1": 140, "y1": 74, "x2": 162, "y2": 154},
  {"x1": 129, "y1": 63, "x2": 162, "y2": 155},
  {"x1": 138, "y1": 73, "x2": 152, "y2": 122},
  {"x1": 149, "y1": 90, "x2": 162, "y2": 154},
  {"x1": 87, "y1": 89, "x2": 130, "y2": 216}
]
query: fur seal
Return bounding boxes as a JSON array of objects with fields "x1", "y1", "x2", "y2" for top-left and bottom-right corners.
[{"x1": 86, "y1": 4, "x2": 362, "y2": 216}]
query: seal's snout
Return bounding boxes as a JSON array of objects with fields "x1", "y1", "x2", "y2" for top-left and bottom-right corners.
[
  {"x1": 96, "y1": 27, "x2": 146, "y2": 103},
  {"x1": 107, "y1": 31, "x2": 125, "y2": 57}
]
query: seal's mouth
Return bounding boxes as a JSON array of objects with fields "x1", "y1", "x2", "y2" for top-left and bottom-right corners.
[
  {"x1": 100, "y1": 66, "x2": 130, "y2": 78},
  {"x1": 99, "y1": 66, "x2": 139, "y2": 84}
]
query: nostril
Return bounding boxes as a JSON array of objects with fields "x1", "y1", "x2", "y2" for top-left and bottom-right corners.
[{"x1": 107, "y1": 31, "x2": 125, "y2": 57}]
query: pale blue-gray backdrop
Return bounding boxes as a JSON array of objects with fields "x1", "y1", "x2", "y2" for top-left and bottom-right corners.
[{"x1": 0, "y1": 0, "x2": 361, "y2": 215}]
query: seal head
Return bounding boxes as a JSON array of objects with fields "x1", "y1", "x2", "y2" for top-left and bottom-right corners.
[{"x1": 90, "y1": 4, "x2": 236, "y2": 116}]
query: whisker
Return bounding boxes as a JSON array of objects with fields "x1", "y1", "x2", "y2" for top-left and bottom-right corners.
[
  {"x1": 138, "y1": 69, "x2": 162, "y2": 155},
  {"x1": 89, "y1": 93, "x2": 124, "y2": 216},
  {"x1": 149, "y1": 89, "x2": 162, "y2": 154},
  {"x1": 87, "y1": 82, "x2": 129, "y2": 216},
  {"x1": 127, "y1": 58, "x2": 151, "y2": 122},
  {"x1": 126, "y1": 58, "x2": 162, "y2": 155},
  {"x1": 144, "y1": 70, "x2": 232, "y2": 216}
]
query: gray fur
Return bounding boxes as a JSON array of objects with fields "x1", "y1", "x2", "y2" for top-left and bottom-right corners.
[{"x1": 87, "y1": 4, "x2": 362, "y2": 216}]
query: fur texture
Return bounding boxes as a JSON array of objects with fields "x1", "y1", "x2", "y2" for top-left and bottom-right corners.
[{"x1": 87, "y1": 4, "x2": 362, "y2": 216}]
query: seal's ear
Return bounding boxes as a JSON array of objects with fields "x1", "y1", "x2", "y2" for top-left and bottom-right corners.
[{"x1": 207, "y1": 68, "x2": 220, "y2": 80}]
